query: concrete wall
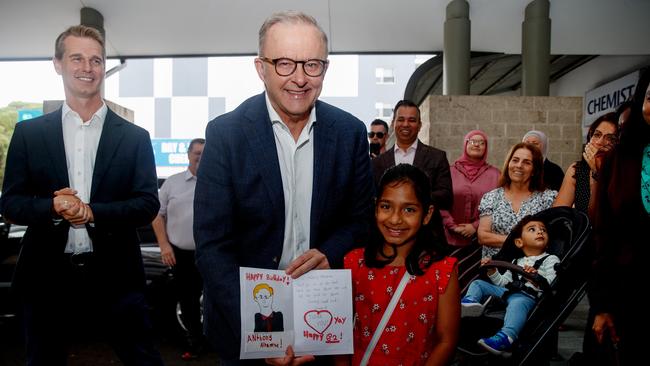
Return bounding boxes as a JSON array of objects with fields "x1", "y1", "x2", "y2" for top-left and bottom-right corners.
[{"x1": 425, "y1": 95, "x2": 582, "y2": 171}]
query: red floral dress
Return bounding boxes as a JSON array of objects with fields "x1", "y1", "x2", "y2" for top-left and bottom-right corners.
[{"x1": 344, "y1": 248, "x2": 457, "y2": 366}]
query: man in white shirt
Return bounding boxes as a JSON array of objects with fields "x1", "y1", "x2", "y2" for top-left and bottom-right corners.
[
  {"x1": 0, "y1": 25, "x2": 162, "y2": 365},
  {"x1": 194, "y1": 11, "x2": 374, "y2": 365},
  {"x1": 152, "y1": 138, "x2": 205, "y2": 360}
]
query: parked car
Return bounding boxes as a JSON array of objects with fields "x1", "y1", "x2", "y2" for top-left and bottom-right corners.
[
  {"x1": 0, "y1": 215, "x2": 191, "y2": 337},
  {"x1": 0, "y1": 215, "x2": 19, "y2": 320}
]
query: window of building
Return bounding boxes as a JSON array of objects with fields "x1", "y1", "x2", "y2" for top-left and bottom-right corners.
[
  {"x1": 375, "y1": 68, "x2": 395, "y2": 84},
  {"x1": 375, "y1": 102, "x2": 393, "y2": 119}
]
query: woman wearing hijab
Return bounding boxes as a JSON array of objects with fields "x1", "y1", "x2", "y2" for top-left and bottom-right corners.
[
  {"x1": 440, "y1": 130, "x2": 500, "y2": 246},
  {"x1": 522, "y1": 130, "x2": 565, "y2": 191}
]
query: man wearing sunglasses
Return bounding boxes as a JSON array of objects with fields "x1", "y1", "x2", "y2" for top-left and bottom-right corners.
[
  {"x1": 368, "y1": 119, "x2": 389, "y2": 158},
  {"x1": 194, "y1": 11, "x2": 374, "y2": 365}
]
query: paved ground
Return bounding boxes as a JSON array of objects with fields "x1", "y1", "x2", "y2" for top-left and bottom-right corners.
[
  {"x1": 0, "y1": 297, "x2": 588, "y2": 365},
  {"x1": 553, "y1": 295, "x2": 588, "y2": 365},
  {"x1": 0, "y1": 315, "x2": 219, "y2": 366}
]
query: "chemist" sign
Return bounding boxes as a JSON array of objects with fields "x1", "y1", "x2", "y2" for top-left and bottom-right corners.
[{"x1": 583, "y1": 70, "x2": 639, "y2": 129}]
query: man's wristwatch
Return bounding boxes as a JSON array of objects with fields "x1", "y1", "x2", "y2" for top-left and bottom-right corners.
[{"x1": 591, "y1": 170, "x2": 598, "y2": 181}]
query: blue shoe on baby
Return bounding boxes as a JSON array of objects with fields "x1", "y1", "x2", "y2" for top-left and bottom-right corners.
[
  {"x1": 460, "y1": 296, "x2": 484, "y2": 317},
  {"x1": 478, "y1": 331, "x2": 513, "y2": 356}
]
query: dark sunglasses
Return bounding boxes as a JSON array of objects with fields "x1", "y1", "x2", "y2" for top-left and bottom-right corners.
[{"x1": 368, "y1": 132, "x2": 385, "y2": 138}]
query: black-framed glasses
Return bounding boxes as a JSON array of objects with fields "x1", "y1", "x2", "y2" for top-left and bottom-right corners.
[
  {"x1": 368, "y1": 132, "x2": 385, "y2": 138},
  {"x1": 259, "y1": 57, "x2": 328, "y2": 77}
]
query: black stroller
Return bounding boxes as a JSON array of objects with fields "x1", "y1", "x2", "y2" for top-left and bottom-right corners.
[{"x1": 453, "y1": 207, "x2": 591, "y2": 366}]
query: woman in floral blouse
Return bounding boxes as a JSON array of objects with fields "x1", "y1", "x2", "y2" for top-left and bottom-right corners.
[{"x1": 477, "y1": 143, "x2": 557, "y2": 258}]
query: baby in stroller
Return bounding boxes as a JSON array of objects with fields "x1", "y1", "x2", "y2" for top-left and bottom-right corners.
[{"x1": 460, "y1": 215, "x2": 560, "y2": 356}]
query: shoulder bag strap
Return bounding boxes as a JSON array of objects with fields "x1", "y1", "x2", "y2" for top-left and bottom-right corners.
[{"x1": 359, "y1": 270, "x2": 411, "y2": 366}]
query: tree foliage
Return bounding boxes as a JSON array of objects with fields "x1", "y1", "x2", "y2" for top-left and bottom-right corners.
[{"x1": 0, "y1": 102, "x2": 43, "y2": 188}]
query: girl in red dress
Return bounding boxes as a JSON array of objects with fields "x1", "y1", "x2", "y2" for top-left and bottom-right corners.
[{"x1": 336, "y1": 164, "x2": 460, "y2": 366}]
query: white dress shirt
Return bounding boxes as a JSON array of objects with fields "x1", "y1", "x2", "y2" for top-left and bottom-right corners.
[
  {"x1": 265, "y1": 94, "x2": 315, "y2": 269},
  {"x1": 394, "y1": 139, "x2": 418, "y2": 165},
  {"x1": 61, "y1": 102, "x2": 107, "y2": 253}
]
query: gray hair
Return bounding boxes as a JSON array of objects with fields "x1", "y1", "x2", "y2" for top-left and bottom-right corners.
[{"x1": 258, "y1": 11, "x2": 329, "y2": 55}]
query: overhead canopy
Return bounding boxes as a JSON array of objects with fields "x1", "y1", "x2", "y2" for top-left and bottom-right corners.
[{"x1": 1, "y1": 0, "x2": 649, "y2": 61}]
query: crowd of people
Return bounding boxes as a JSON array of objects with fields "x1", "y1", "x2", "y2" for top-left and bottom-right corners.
[{"x1": 0, "y1": 9, "x2": 647, "y2": 366}]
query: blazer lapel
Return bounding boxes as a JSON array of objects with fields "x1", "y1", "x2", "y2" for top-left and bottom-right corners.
[
  {"x1": 43, "y1": 108, "x2": 70, "y2": 188},
  {"x1": 311, "y1": 102, "x2": 336, "y2": 240},
  {"x1": 242, "y1": 94, "x2": 284, "y2": 215},
  {"x1": 91, "y1": 109, "x2": 125, "y2": 198},
  {"x1": 386, "y1": 146, "x2": 396, "y2": 167},
  {"x1": 412, "y1": 140, "x2": 427, "y2": 168}
]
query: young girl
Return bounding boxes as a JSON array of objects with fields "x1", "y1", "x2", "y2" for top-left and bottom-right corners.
[
  {"x1": 461, "y1": 216, "x2": 560, "y2": 356},
  {"x1": 337, "y1": 164, "x2": 460, "y2": 366}
]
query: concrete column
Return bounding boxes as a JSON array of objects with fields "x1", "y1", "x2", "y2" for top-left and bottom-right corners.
[
  {"x1": 522, "y1": 0, "x2": 551, "y2": 96},
  {"x1": 443, "y1": 0, "x2": 470, "y2": 95},
  {"x1": 80, "y1": 7, "x2": 105, "y2": 40}
]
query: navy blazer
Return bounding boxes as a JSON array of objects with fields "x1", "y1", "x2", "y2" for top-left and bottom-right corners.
[
  {"x1": 0, "y1": 108, "x2": 160, "y2": 297},
  {"x1": 372, "y1": 140, "x2": 453, "y2": 210},
  {"x1": 194, "y1": 93, "x2": 374, "y2": 359}
]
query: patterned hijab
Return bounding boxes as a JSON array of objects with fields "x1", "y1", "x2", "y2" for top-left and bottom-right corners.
[
  {"x1": 522, "y1": 130, "x2": 549, "y2": 159},
  {"x1": 454, "y1": 130, "x2": 490, "y2": 182}
]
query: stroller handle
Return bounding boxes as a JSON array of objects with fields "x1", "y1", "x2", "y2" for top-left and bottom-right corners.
[{"x1": 482, "y1": 260, "x2": 552, "y2": 293}]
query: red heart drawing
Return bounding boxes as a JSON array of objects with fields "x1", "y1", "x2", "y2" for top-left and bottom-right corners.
[{"x1": 304, "y1": 310, "x2": 333, "y2": 335}]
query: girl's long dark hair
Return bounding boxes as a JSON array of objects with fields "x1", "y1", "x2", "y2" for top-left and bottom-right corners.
[{"x1": 364, "y1": 164, "x2": 449, "y2": 275}]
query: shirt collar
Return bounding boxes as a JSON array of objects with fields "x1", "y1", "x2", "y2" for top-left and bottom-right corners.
[
  {"x1": 184, "y1": 169, "x2": 196, "y2": 181},
  {"x1": 265, "y1": 93, "x2": 317, "y2": 133},
  {"x1": 396, "y1": 139, "x2": 418, "y2": 153},
  {"x1": 525, "y1": 252, "x2": 548, "y2": 260},
  {"x1": 62, "y1": 101, "x2": 108, "y2": 127}
]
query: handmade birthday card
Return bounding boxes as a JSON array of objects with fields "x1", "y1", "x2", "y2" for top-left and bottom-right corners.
[{"x1": 239, "y1": 267, "x2": 353, "y2": 359}]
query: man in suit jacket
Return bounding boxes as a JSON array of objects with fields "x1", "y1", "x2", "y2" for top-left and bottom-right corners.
[
  {"x1": 194, "y1": 11, "x2": 373, "y2": 365},
  {"x1": 372, "y1": 100, "x2": 453, "y2": 240},
  {"x1": 0, "y1": 26, "x2": 163, "y2": 365}
]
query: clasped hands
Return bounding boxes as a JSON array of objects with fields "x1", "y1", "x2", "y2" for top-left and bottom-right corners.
[
  {"x1": 52, "y1": 187, "x2": 93, "y2": 225},
  {"x1": 452, "y1": 223, "x2": 476, "y2": 238}
]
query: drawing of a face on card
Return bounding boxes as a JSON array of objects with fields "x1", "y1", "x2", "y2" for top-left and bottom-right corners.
[
  {"x1": 239, "y1": 267, "x2": 353, "y2": 359},
  {"x1": 240, "y1": 268, "x2": 294, "y2": 359}
]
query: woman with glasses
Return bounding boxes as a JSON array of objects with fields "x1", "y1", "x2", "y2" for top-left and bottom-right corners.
[
  {"x1": 522, "y1": 130, "x2": 565, "y2": 191},
  {"x1": 440, "y1": 130, "x2": 500, "y2": 247},
  {"x1": 589, "y1": 69, "x2": 650, "y2": 365},
  {"x1": 553, "y1": 112, "x2": 619, "y2": 213}
]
